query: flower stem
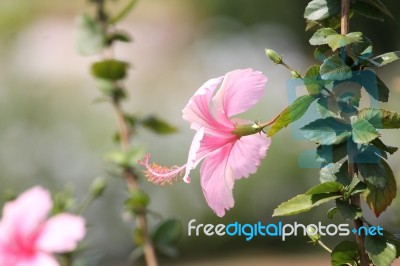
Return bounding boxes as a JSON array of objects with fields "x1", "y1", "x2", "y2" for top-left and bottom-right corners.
[
  {"x1": 317, "y1": 239, "x2": 332, "y2": 253},
  {"x1": 341, "y1": 1, "x2": 369, "y2": 263}
]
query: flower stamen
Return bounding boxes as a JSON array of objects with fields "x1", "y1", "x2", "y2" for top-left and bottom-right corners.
[{"x1": 138, "y1": 154, "x2": 186, "y2": 186}]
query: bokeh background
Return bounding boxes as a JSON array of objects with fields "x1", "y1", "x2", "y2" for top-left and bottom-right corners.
[{"x1": 0, "y1": 0, "x2": 400, "y2": 265}]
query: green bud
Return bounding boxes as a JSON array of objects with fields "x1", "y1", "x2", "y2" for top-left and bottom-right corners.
[
  {"x1": 232, "y1": 123, "x2": 263, "y2": 137},
  {"x1": 90, "y1": 177, "x2": 107, "y2": 198},
  {"x1": 125, "y1": 189, "x2": 150, "y2": 213},
  {"x1": 307, "y1": 226, "x2": 321, "y2": 242},
  {"x1": 265, "y1": 49, "x2": 283, "y2": 64},
  {"x1": 291, "y1": 70, "x2": 302, "y2": 79}
]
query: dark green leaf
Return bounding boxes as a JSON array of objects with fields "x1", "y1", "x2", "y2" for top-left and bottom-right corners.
[
  {"x1": 336, "y1": 200, "x2": 362, "y2": 220},
  {"x1": 331, "y1": 240, "x2": 359, "y2": 266},
  {"x1": 309, "y1": 28, "x2": 337, "y2": 45},
  {"x1": 371, "y1": 138, "x2": 398, "y2": 155},
  {"x1": 300, "y1": 117, "x2": 351, "y2": 145},
  {"x1": 356, "y1": 70, "x2": 389, "y2": 102},
  {"x1": 352, "y1": 36, "x2": 373, "y2": 58},
  {"x1": 107, "y1": 31, "x2": 132, "y2": 44},
  {"x1": 316, "y1": 142, "x2": 348, "y2": 163},
  {"x1": 267, "y1": 95, "x2": 316, "y2": 137},
  {"x1": 351, "y1": 117, "x2": 379, "y2": 144},
  {"x1": 314, "y1": 45, "x2": 331, "y2": 62},
  {"x1": 91, "y1": 59, "x2": 129, "y2": 81},
  {"x1": 332, "y1": 80, "x2": 362, "y2": 107},
  {"x1": 141, "y1": 116, "x2": 177, "y2": 135},
  {"x1": 320, "y1": 161, "x2": 351, "y2": 185},
  {"x1": 272, "y1": 193, "x2": 341, "y2": 216},
  {"x1": 362, "y1": 159, "x2": 397, "y2": 217},
  {"x1": 353, "y1": 1, "x2": 386, "y2": 21},
  {"x1": 75, "y1": 14, "x2": 106, "y2": 55},
  {"x1": 372, "y1": 51, "x2": 400, "y2": 67},
  {"x1": 365, "y1": 236, "x2": 398, "y2": 266},
  {"x1": 357, "y1": 0, "x2": 394, "y2": 20},
  {"x1": 304, "y1": 0, "x2": 341, "y2": 21},
  {"x1": 358, "y1": 108, "x2": 400, "y2": 129},
  {"x1": 320, "y1": 54, "x2": 352, "y2": 81},
  {"x1": 153, "y1": 219, "x2": 183, "y2": 246}
]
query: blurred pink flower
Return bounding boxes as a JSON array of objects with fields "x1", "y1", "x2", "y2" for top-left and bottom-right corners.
[
  {"x1": 140, "y1": 69, "x2": 271, "y2": 217},
  {"x1": 0, "y1": 186, "x2": 86, "y2": 266}
]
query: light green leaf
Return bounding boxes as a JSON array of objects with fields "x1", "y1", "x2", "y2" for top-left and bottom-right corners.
[
  {"x1": 306, "y1": 181, "x2": 343, "y2": 195},
  {"x1": 331, "y1": 241, "x2": 359, "y2": 266},
  {"x1": 273, "y1": 193, "x2": 341, "y2": 216},
  {"x1": 75, "y1": 14, "x2": 106, "y2": 56},
  {"x1": 304, "y1": 65, "x2": 330, "y2": 96},
  {"x1": 320, "y1": 54, "x2": 352, "y2": 81},
  {"x1": 351, "y1": 117, "x2": 379, "y2": 144},
  {"x1": 141, "y1": 116, "x2": 177, "y2": 135},
  {"x1": 372, "y1": 51, "x2": 400, "y2": 67},
  {"x1": 358, "y1": 108, "x2": 400, "y2": 129},
  {"x1": 304, "y1": 0, "x2": 341, "y2": 21},
  {"x1": 324, "y1": 32, "x2": 362, "y2": 51},
  {"x1": 309, "y1": 28, "x2": 337, "y2": 45},
  {"x1": 105, "y1": 148, "x2": 145, "y2": 168},
  {"x1": 300, "y1": 117, "x2": 352, "y2": 145},
  {"x1": 365, "y1": 236, "x2": 398, "y2": 266},
  {"x1": 267, "y1": 95, "x2": 316, "y2": 137},
  {"x1": 91, "y1": 59, "x2": 129, "y2": 81},
  {"x1": 362, "y1": 159, "x2": 397, "y2": 217}
]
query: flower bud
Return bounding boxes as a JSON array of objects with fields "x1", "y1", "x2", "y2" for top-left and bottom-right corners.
[
  {"x1": 265, "y1": 49, "x2": 282, "y2": 64},
  {"x1": 90, "y1": 177, "x2": 107, "y2": 198},
  {"x1": 291, "y1": 70, "x2": 302, "y2": 79}
]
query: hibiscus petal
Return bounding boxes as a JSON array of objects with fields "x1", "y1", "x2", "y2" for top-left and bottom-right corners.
[
  {"x1": 182, "y1": 76, "x2": 233, "y2": 134},
  {"x1": 36, "y1": 214, "x2": 85, "y2": 253},
  {"x1": 200, "y1": 144, "x2": 235, "y2": 217},
  {"x1": 229, "y1": 133, "x2": 271, "y2": 179},
  {"x1": 19, "y1": 252, "x2": 59, "y2": 266},
  {"x1": 213, "y1": 69, "x2": 267, "y2": 117},
  {"x1": 0, "y1": 186, "x2": 52, "y2": 242}
]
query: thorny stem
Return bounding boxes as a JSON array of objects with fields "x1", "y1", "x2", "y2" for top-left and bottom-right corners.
[
  {"x1": 342, "y1": 1, "x2": 368, "y2": 264},
  {"x1": 93, "y1": 1, "x2": 158, "y2": 266}
]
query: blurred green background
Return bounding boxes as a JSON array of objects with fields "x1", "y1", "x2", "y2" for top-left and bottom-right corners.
[{"x1": 0, "y1": 0, "x2": 400, "y2": 265}]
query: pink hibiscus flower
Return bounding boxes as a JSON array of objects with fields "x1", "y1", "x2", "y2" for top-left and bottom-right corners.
[
  {"x1": 0, "y1": 186, "x2": 86, "y2": 266},
  {"x1": 139, "y1": 69, "x2": 271, "y2": 217}
]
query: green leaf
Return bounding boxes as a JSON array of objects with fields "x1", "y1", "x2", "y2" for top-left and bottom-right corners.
[
  {"x1": 306, "y1": 181, "x2": 344, "y2": 195},
  {"x1": 91, "y1": 59, "x2": 129, "y2": 81},
  {"x1": 153, "y1": 219, "x2": 183, "y2": 246},
  {"x1": 357, "y1": 0, "x2": 394, "y2": 20},
  {"x1": 107, "y1": 31, "x2": 132, "y2": 44},
  {"x1": 316, "y1": 142, "x2": 348, "y2": 164},
  {"x1": 320, "y1": 161, "x2": 351, "y2": 185},
  {"x1": 351, "y1": 117, "x2": 379, "y2": 144},
  {"x1": 365, "y1": 236, "x2": 398, "y2": 266},
  {"x1": 304, "y1": 0, "x2": 341, "y2": 21},
  {"x1": 304, "y1": 65, "x2": 329, "y2": 96},
  {"x1": 362, "y1": 159, "x2": 397, "y2": 217},
  {"x1": 324, "y1": 32, "x2": 363, "y2": 51},
  {"x1": 356, "y1": 70, "x2": 389, "y2": 102},
  {"x1": 320, "y1": 54, "x2": 352, "y2": 81},
  {"x1": 273, "y1": 193, "x2": 341, "y2": 216},
  {"x1": 371, "y1": 138, "x2": 398, "y2": 155},
  {"x1": 141, "y1": 116, "x2": 177, "y2": 135},
  {"x1": 300, "y1": 117, "x2": 352, "y2": 145},
  {"x1": 336, "y1": 200, "x2": 362, "y2": 220},
  {"x1": 125, "y1": 189, "x2": 150, "y2": 212},
  {"x1": 314, "y1": 45, "x2": 331, "y2": 62},
  {"x1": 331, "y1": 241, "x2": 359, "y2": 266},
  {"x1": 309, "y1": 28, "x2": 337, "y2": 46},
  {"x1": 316, "y1": 95, "x2": 341, "y2": 118},
  {"x1": 333, "y1": 80, "x2": 362, "y2": 107},
  {"x1": 75, "y1": 14, "x2": 106, "y2": 56},
  {"x1": 358, "y1": 108, "x2": 400, "y2": 129},
  {"x1": 267, "y1": 95, "x2": 316, "y2": 137},
  {"x1": 352, "y1": 36, "x2": 373, "y2": 58},
  {"x1": 372, "y1": 51, "x2": 400, "y2": 67},
  {"x1": 353, "y1": 1, "x2": 386, "y2": 21},
  {"x1": 105, "y1": 147, "x2": 145, "y2": 168}
]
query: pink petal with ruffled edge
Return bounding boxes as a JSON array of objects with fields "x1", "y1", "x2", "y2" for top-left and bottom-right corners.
[
  {"x1": 0, "y1": 186, "x2": 52, "y2": 246},
  {"x1": 213, "y1": 69, "x2": 267, "y2": 117},
  {"x1": 200, "y1": 144, "x2": 235, "y2": 217},
  {"x1": 229, "y1": 134, "x2": 271, "y2": 179},
  {"x1": 36, "y1": 214, "x2": 86, "y2": 253}
]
